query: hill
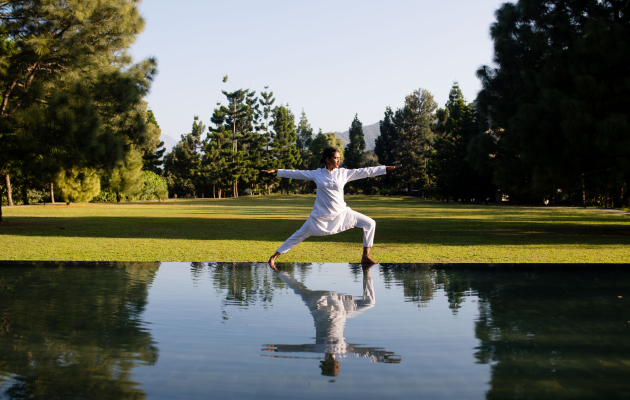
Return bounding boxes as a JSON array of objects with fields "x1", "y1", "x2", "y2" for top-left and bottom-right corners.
[{"x1": 334, "y1": 122, "x2": 380, "y2": 151}]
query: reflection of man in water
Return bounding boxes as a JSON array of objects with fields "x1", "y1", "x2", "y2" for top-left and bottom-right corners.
[{"x1": 263, "y1": 266, "x2": 400, "y2": 376}]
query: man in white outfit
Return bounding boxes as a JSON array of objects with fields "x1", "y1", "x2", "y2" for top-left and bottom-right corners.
[{"x1": 262, "y1": 147, "x2": 401, "y2": 268}]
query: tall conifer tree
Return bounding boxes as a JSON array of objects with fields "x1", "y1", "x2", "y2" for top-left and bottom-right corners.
[
  {"x1": 473, "y1": 0, "x2": 630, "y2": 206},
  {"x1": 395, "y1": 88, "x2": 437, "y2": 192},
  {"x1": 271, "y1": 105, "x2": 300, "y2": 194},
  {"x1": 163, "y1": 116, "x2": 205, "y2": 198},
  {"x1": 142, "y1": 110, "x2": 166, "y2": 175},
  {"x1": 344, "y1": 114, "x2": 366, "y2": 169}
]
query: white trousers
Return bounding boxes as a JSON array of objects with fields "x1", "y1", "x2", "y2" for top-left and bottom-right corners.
[{"x1": 276, "y1": 210, "x2": 376, "y2": 254}]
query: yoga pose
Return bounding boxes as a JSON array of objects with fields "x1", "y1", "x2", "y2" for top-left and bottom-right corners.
[{"x1": 262, "y1": 147, "x2": 401, "y2": 267}]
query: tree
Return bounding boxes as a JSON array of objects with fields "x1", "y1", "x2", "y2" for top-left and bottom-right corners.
[
  {"x1": 473, "y1": 0, "x2": 630, "y2": 206},
  {"x1": 209, "y1": 84, "x2": 260, "y2": 197},
  {"x1": 205, "y1": 107, "x2": 233, "y2": 198},
  {"x1": 296, "y1": 109, "x2": 314, "y2": 150},
  {"x1": 101, "y1": 149, "x2": 144, "y2": 202},
  {"x1": 139, "y1": 170, "x2": 168, "y2": 201},
  {"x1": 375, "y1": 107, "x2": 399, "y2": 166},
  {"x1": 395, "y1": 88, "x2": 438, "y2": 192},
  {"x1": 310, "y1": 130, "x2": 344, "y2": 168},
  {"x1": 292, "y1": 109, "x2": 316, "y2": 192},
  {"x1": 164, "y1": 116, "x2": 205, "y2": 198},
  {"x1": 0, "y1": 0, "x2": 156, "y2": 221},
  {"x1": 271, "y1": 105, "x2": 300, "y2": 194},
  {"x1": 215, "y1": 82, "x2": 260, "y2": 197},
  {"x1": 256, "y1": 88, "x2": 276, "y2": 194},
  {"x1": 344, "y1": 114, "x2": 366, "y2": 169},
  {"x1": 259, "y1": 87, "x2": 275, "y2": 148},
  {"x1": 142, "y1": 109, "x2": 165, "y2": 175},
  {"x1": 431, "y1": 82, "x2": 494, "y2": 202},
  {"x1": 55, "y1": 168, "x2": 101, "y2": 205},
  {"x1": 0, "y1": 263, "x2": 159, "y2": 398}
]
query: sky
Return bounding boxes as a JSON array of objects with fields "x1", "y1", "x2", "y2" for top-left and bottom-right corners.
[{"x1": 130, "y1": 0, "x2": 507, "y2": 149}]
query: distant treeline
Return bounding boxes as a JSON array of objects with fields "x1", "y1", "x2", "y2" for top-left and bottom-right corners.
[
  {"x1": 160, "y1": 0, "x2": 630, "y2": 208},
  {"x1": 1, "y1": 0, "x2": 629, "y2": 217}
]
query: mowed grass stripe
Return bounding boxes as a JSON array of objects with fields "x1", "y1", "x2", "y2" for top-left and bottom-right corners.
[{"x1": 1, "y1": 195, "x2": 629, "y2": 262}]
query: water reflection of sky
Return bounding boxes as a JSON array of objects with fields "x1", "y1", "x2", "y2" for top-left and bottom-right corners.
[{"x1": 2, "y1": 262, "x2": 629, "y2": 399}]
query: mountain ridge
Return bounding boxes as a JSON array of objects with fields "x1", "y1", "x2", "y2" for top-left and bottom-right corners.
[{"x1": 333, "y1": 122, "x2": 380, "y2": 151}]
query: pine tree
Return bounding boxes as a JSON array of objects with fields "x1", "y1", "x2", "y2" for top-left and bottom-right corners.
[
  {"x1": 101, "y1": 149, "x2": 145, "y2": 202},
  {"x1": 293, "y1": 109, "x2": 316, "y2": 192},
  {"x1": 259, "y1": 87, "x2": 276, "y2": 150},
  {"x1": 142, "y1": 109, "x2": 166, "y2": 175},
  {"x1": 296, "y1": 109, "x2": 314, "y2": 150},
  {"x1": 0, "y1": 0, "x2": 156, "y2": 220},
  {"x1": 375, "y1": 107, "x2": 400, "y2": 189},
  {"x1": 395, "y1": 88, "x2": 438, "y2": 192},
  {"x1": 344, "y1": 114, "x2": 366, "y2": 169},
  {"x1": 310, "y1": 130, "x2": 344, "y2": 168},
  {"x1": 431, "y1": 83, "x2": 481, "y2": 201},
  {"x1": 55, "y1": 168, "x2": 101, "y2": 205},
  {"x1": 375, "y1": 107, "x2": 399, "y2": 166},
  {"x1": 217, "y1": 84, "x2": 260, "y2": 197},
  {"x1": 257, "y1": 87, "x2": 276, "y2": 194},
  {"x1": 163, "y1": 116, "x2": 205, "y2": 198},
  {"x1": 473, "y1": 0, "x2": 630, "y2": 206},
  {"x1": 271, "y1": 105, "x2": 301, "y2": 194},
  {"x1": 206, "y1": 106, "x2": 233, "y2": 198}
]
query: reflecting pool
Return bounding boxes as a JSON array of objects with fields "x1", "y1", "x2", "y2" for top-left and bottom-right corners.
[{"x1": 1, "y1": 262, "x2": 629, "y2": 399}]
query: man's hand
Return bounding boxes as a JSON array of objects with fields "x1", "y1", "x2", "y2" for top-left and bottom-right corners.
[
  {"x1": 385, "y1": 165, "x2": 402, "y2": 171},
  {"x1": 261, "y1": 169, "x2": 277, "y2": 173}
]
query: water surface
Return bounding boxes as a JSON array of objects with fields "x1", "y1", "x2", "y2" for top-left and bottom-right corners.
[{"x1": 0, "y1": 262, "x2": 629, "y2": 399}]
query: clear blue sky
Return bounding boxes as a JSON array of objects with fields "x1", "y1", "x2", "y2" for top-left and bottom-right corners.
[{"x1": 130, "y1": 0, "x2": 507, "y2": 146}]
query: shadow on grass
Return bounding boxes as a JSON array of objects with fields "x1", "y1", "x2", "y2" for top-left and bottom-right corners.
[{"x1": 2, "y1": 215, "x2": 630, "y2": 246}]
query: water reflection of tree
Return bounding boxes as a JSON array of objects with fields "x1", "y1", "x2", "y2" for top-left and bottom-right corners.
[
  {"x1": 190, "y1": 263, "x2": 318, "y2": 313},
  {"x1": 369, "y1": 265, "x2": 630, "y2": 397},
  {"x1": 467, "y1": 268, "x2": 630, "y2": 399},
  {"x1": 0, "y1": 262, "x2": 160, "y2": 400},
  {"x1": 379, "y1": 264, "x2": 476, "y2": 313}
]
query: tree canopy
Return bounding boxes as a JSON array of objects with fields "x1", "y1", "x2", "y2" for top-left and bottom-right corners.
[{"x1": 472, "y1": 0, "x2": 630, "y2": 205}]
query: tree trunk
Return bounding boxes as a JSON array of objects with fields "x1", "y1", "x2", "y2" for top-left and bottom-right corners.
[
  {"x1": 213, "y1": 184, "x2": 215, "y2": 198},
  {"x1": 116, "y1": 191, "x2": 121, "y2": 203},
  {"x1": 233, "y1": 180, "x2": 238, "y2": 198},
  {"x1": 613, "y1": 187, "x2": 622, "y2": 209},
  {"x1": 0, "y1": 183, "x2": 3, "y2": 222},
  {"x1": 50, "y1": 182, "x2": 55, "y2": 203},
  {"x1": 582, "y1": 173, "x2": 586, "y2": 208},
  {"x1": 5, "y1": 174, "x2": 13, "y2": 206},
  {"x1": 218, "y1": 188, "x2": 222, "y2": 199},
  {"x1": 21, "y1": 185, "x2": 29, "y2": 205}
]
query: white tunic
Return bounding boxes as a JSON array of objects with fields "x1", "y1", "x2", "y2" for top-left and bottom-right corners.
[
  {"x1": 277, "y1": 166, "x2": 387, "y2": 236},
  {"x1": 275, "y1": 271, "x2": 376, "y2": 355}
]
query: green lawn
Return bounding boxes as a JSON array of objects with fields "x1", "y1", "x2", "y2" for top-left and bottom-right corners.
[{"x1": 1, "y1": 195, "x2": 629, "y2": 263}]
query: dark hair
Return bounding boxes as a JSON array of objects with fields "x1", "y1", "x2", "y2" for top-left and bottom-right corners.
[{"x1": 320, "y1": 147, "x2": 339, "y2": 164}]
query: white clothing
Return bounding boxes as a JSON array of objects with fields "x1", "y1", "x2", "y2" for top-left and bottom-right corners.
[
  {"x1": 276, "y1": 271, "x2": 376, "y2": 355},
  {"x1": 277, "y1": 210, "x2": 376, "y2": 253},
  {"x1": 276, "y1": 166, "x2": 387, "y2": 253}
]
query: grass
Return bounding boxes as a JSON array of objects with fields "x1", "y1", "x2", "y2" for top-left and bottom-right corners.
[{"x1": 1, "y1": 195, "x2": 629, "y2": 263}]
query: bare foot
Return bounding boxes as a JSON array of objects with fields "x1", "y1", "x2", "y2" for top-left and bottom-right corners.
[
  {"x1": 361, "y1": 255, "x2": 378, "y2": 265},
  {"x1": 268, "y1": 252, "x2": 280, "y2": 270}
]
